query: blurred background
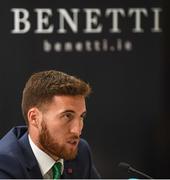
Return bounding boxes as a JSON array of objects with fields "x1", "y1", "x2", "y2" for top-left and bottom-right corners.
[{"x1": 0, "y1": 0, "x2": 169, "y2": 178}]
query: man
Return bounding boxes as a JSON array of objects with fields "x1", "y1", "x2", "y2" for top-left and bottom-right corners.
[{"x1": 0, "y1": 70, "x2": 100, "y2": 179}]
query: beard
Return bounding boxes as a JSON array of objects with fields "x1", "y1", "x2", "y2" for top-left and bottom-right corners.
[{"x1": 39, "y1": 120, "x2": 79, "y2": 160}]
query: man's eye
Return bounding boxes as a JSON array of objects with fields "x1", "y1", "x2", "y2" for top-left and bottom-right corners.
[
  {"x1": 63, "y1": 113, "x2": 74, "y2": 121},
  {"x1": 81, "y1": 115, "x2": 86, "y2": 121}
]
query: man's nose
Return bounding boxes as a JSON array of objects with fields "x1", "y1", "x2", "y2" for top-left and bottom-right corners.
[{"x1": 70, "y1": 119, "x2": 83, "y2": 136}]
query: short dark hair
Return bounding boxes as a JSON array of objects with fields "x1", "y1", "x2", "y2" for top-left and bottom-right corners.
[{"x1": 21, "y1": 70, "x2": 91, "y2": 124}]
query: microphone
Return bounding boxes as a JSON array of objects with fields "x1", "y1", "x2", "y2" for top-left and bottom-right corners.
[{"x1": 118, "y1": 162, "x2": 153, "y2": 179}]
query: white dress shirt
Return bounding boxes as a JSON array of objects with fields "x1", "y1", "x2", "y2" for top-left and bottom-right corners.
[{"x1": 28, "y1": 135, "x2": 64, "y2": 179}]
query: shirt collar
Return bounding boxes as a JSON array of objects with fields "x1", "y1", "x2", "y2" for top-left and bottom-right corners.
[{"x1": 28, "y1": 135, "x2": 64, "y2": 176}]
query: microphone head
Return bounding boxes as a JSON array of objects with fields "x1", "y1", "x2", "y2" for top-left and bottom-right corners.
[
  {"x1": 118, "y1": 162, "x2": 153, "y2": 179},
  {"x1": 118, "y1": 162, "x2": 131, "y2": 171}
]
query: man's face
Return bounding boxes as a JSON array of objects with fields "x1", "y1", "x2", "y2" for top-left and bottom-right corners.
[{"x1": 37, "y1": 95, "x2": 86, "y2": 160}]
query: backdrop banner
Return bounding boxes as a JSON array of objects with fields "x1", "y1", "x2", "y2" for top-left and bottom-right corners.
[{"x1": 0, "y1": 0, "x2": 169, "y2": 178}]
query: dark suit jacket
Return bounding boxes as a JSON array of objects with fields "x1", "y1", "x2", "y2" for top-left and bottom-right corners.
[{"x1": 0, "y1": 126, "x2": 100, "y2": 179}]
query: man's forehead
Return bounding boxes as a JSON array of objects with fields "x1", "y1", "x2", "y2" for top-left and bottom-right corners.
[
  {"x1": 52, "y1": 95, "x2": 86, "y2": 103},
  {"x1": 47, "y1": 95, "x2": 86, "y2": 111}
]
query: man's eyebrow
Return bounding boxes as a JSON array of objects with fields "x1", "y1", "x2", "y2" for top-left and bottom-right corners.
[
  {"x1": 61, "y1": 110, "x2": 75, "y2": 114},
  {"x1": 60, "y1": 110, "x2": 87, "y2": 116}
]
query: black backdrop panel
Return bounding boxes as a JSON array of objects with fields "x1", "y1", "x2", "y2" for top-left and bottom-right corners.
[{"x1": 0, "y1": 0, "x2": 169, "y2": 178}]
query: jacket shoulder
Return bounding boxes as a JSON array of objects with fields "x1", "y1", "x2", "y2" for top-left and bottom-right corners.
[
  {"x1": 79, "y1": 138, "x2": 91, "y2": 150},
  {"x1": 77, "y1": 138, "x2": 93, "y2": 160},
  {"x1": 0, "y1": 153, "x2": 26, "y2": 178},
  {"x1": 0, "y1": 127, "x2": 26, "y2": 154}
]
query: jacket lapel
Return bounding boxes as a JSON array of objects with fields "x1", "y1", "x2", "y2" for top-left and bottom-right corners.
[{"x1": 18, "y1": 132, "x2": 43, "y2": 179}]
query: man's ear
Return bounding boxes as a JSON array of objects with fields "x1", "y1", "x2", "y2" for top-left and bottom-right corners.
[{"x1": 27, "y1": 107, "x2": 42, "y2": 128}]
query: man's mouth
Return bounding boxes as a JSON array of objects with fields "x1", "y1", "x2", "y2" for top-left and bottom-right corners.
[{"x1": 67, "y1": 139, "x2": 79, "y2": 147}]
